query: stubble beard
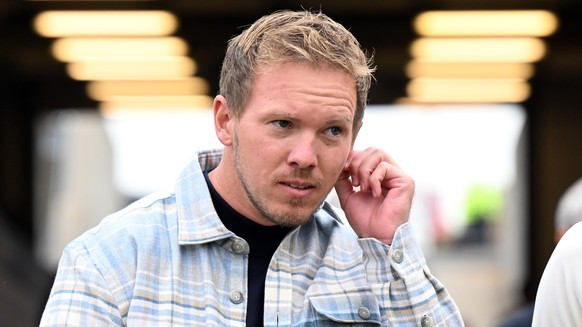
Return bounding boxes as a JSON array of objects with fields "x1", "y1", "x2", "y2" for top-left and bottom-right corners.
[{"x1": 232, "y1": 133, "x2": 321, "y2": 227}]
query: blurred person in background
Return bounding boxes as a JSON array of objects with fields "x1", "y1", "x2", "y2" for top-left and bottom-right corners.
[
  {"x1": 40, "y1": 10, "x2": 463, "y2": 326},
  {"x1": 532, "y1": 178, "x2": 582, "y2": 326},
  {"x1": 501, "y1": 178, "x2": 582, "y2": 326}
]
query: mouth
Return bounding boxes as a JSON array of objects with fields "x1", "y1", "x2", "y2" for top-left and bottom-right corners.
[
  {"x1": 285, "y1": 183, "x2": 314, "y2": 189},
  {"x1": 278, "y1": 179, "x2": 319, "y2": 195}
]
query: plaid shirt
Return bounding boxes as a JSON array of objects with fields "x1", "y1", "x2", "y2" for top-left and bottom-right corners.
[{"x1": 41, "y1": 150, "x2": 463, "y2": 326}]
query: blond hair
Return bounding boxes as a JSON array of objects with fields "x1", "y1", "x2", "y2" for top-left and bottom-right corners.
[{"x1": 219, "y1": 10, "x2": 375, "y2": 127}]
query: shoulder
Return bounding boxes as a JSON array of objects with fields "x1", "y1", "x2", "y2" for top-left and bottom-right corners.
[
  {"x1": 537, "y1": 222, "x2": 582, "y2": 287},
  {"x1": 66, "y1": 189, "x2": 179, "y2": 262},
  {"x1": 549, "y1": 221, "x2": 582, "y2": 265},
  {"x1": 533, "y1": 222, "x2": 582, "y2": 326}
]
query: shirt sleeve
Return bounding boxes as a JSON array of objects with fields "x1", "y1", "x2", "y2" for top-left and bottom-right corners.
[
  {"x1": 39, "y1": 244, "x2": 124, "y2": 326},
  {"x1": 357, "y1": 222, "x2": 464, "y2": 326},
  {"x1": 532, "y1": 222, "x2": 582, "y2": 327}
]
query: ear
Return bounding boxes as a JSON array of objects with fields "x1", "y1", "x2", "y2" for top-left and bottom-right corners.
[{"x1": 213, "y1": 95, "x2": 235, "y2": 146}]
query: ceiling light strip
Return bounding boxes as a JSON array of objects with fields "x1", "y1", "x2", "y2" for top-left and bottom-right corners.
[{"x1": 34, "y1": 10, "x2": 178, "y2": 37}]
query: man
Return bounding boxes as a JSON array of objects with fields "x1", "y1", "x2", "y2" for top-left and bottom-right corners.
[
  {"x1": 532, "y1": 178, "x2": 582, "y2": 326},
  {"x1": 40, "y1": 10, "x2": 463, "y2": 326}
]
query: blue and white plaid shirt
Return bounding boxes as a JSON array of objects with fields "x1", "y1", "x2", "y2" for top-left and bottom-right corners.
[{"x1": 40, "y1": 150, "x2": 463, "y2": 326}]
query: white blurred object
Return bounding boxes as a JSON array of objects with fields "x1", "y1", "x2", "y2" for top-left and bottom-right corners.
[
  {"x1": 102, "y1": 109, "x2": 222, "y2": 198},
  {"x1": 34, "y1": 110, "x2": 124, "y2": 271}
]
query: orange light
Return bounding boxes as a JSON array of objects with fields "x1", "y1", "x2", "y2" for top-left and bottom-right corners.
[{"x1": 34, "y1": 11, "x2": 178, "y2": 37}]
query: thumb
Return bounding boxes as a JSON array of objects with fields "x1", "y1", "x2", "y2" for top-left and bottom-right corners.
[{"x1": 334, "y1": 170, "x2": 354, "y2": 207}]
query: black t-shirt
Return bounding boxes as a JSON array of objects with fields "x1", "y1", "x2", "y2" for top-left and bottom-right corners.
[{"x1": 204, "y1": 171, "x2": 292, "y2": 326}]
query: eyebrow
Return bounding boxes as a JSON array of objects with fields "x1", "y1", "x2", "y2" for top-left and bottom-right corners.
[
  {"x1": 259, "y1": 106, "x2": 353, "y2": 125},
  {"x1": 324, "y1": 114, "x2": 353, "y2": 126},
  {"x1": 273, "y1": 113, "x2": 352, "y2": 125}
]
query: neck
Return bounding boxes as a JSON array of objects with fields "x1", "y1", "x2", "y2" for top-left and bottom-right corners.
[{"x1": 208, "y1": 152, "x2": 275, "y2": 227}]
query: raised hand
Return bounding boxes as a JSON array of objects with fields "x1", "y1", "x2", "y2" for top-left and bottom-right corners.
[{"x1": 334, "y1": 147, "x2": 415, "y2": 245}]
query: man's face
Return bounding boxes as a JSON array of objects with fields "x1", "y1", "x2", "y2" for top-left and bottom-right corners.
[{"x1": 228, "y1": 62, "x2": 358, "y2": 227}]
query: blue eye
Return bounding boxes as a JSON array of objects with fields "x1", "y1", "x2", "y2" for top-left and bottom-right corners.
[
  {"x1": 327, "y1": 127, "x2": 342, "y2": 136},
  {"x1": 273, "y1": 120, "x2": 291, "y2": 128}
]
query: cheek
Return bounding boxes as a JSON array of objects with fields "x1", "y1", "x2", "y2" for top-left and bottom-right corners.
[
  {"x1": 238, "y1": 135, "x2": 281, "y2": 173},
  {"x1": 321, "y1": 149, "x2": 350, "y2": 178},
  {"x1": 330, "y1": 161, "x2": 347, "y2": 179}
]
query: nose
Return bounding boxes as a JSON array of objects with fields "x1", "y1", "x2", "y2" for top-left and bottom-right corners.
[{"x1": 287, "y1": 134, "x2": 318, "y2": 169}]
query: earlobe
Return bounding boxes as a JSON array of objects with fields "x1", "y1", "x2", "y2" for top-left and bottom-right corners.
[{"x1": 213, "y1": 95, "x2": 234, "y2": 146}]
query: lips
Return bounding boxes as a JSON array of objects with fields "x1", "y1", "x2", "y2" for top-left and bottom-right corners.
[
  {"x1": 286, "y1": 183, "x2": 313, "y2": 189},
  {"x1": 278, "y1": 180, "x2": 318, "y2": 197}
]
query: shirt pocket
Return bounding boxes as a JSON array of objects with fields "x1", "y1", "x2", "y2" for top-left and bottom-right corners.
[{"x1": 307, "y1": 288, "x2": 382, "y2": 326}]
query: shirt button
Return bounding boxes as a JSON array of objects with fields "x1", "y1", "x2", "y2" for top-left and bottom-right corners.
[
  {"x1": 230, "y1": 290, "x2": 244, "y2": 304},
  {"x1": 357, "y1": 306, "x2": 371, "y2": 320},
  {"x1": 421, "y1": 314, "x2": 434, "y2": 327},
  {"x1": 231, "y1": 240, "x2": 246, "y2": 253},
  {"x1": 392, "y1": 249, "x2": 404, "y2": 263}
]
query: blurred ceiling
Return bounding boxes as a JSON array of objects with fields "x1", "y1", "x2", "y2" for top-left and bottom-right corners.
[{"x1": 2, "y1": 0, "x2": 582, "y2": 110}]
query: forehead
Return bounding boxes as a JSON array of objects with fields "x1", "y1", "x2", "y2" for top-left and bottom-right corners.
[
  {"x1": 251, "y1": 62, "x2": 357, "y2": 105},
  {"x1": 243, "y1": 63, "x2": 356, "y2": 120},
  {"x1": 256, "y1": 61, "x2": 351, "y2": 79}
]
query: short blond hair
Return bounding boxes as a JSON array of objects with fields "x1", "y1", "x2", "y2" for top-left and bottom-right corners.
[{"x1": 219, "y1": 10, "x2": 375, "y2": 127}]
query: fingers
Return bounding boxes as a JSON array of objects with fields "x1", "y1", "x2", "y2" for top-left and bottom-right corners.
[
  {"x1": 345, "y1": 148, "x2": 375, "y2": 189},
  {"x1": 345, "y1": 147, "x2": 403, "y2": 195},
  {"x1": 368, "y1": 161, "x2": 392, "y2": 197}
]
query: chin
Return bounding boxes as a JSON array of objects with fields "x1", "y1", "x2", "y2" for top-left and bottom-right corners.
[{"x1": 268, "y1": 205, "x2": 319, "y2": 227}]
